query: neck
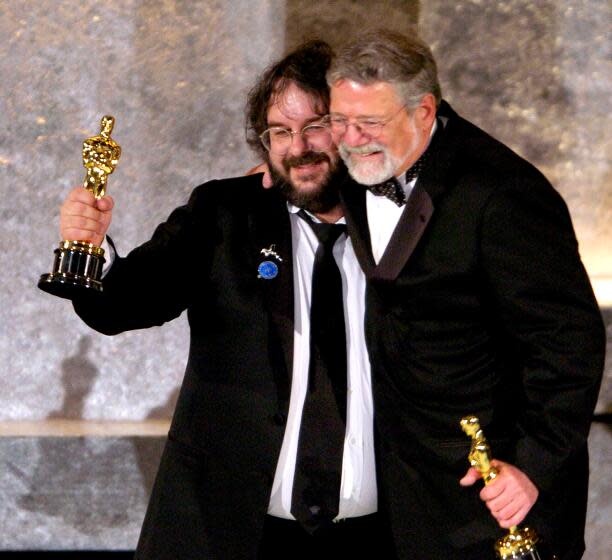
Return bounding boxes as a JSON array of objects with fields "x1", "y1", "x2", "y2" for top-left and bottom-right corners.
[
  {"x1": 313, "y1": 204, "x2": 343, "y2": 224},
  {"x1": 395, "y1": 119, "x2": 435, "y2": 176}
]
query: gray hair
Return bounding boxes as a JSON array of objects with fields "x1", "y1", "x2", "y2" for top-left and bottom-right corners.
[{"x1": 327, "y1": 30, "x2": 442, "y2": 109}]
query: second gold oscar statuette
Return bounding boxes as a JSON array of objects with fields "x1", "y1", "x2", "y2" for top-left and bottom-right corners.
[
  {"x1": 460, "y1": 416, "x2": 544, "y2": 560},
  {"x1": 38, "y1": 116, "x2": 122, "y2": 299}
]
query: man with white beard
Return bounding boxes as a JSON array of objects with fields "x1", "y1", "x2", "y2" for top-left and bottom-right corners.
[{"x1": 326, "y1": 30, "x2": 604, "y2": 560}]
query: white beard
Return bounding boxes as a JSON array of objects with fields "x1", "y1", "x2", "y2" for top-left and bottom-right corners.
[{"x1": 339, "y1": 116, "x2": 421, "y2": 185}]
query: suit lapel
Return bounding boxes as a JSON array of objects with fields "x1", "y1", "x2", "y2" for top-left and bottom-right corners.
[
  {"x1": 341, "y1": 176, "x2": 435, "y2": 282},
  {"x1": 340, "y1": 179, "x2": 376, "y2": 276},
  {"x1": 250, "y1": 187, "x2": 293, "y2": 406},
  {"x1": 373, "y1": 185, "x2": 434, "y2": 281}
]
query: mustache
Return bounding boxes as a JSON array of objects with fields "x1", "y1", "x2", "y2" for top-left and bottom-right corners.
[
  {"x1": 339, "y1": 142, "x2": 386, "y2": 155},
  {"x1": 283, "y1": 151, "x2": 330, "y2": 171}
]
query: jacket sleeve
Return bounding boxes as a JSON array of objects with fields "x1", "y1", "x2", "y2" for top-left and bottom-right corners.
[
  {"x1": 479, "y1": 170, "x2": 605, "y2": 492},
  {"x1": 73, "y1": 182, "x2": 218, "y2": 335}
]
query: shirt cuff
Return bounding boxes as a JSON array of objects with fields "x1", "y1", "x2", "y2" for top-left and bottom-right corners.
[{"x1": 101, "y1": 236, "x2": 115, "y2": 278}]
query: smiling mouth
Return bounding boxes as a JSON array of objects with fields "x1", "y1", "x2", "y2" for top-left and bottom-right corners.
[
  {"x1": 293, "y1": 161, "x2": 325, "y2": 171},
  {"x1": 353, "y1": 150, "x2": 382, "y2": 159}
]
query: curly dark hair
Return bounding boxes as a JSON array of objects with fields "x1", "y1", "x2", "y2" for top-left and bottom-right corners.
[{"x1": 245, "y1": 40, "x2": 333, "y2": 158}]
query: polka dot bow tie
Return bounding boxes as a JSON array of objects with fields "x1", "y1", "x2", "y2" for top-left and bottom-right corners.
[{"x1": 368, "y1": 150, "x2": 429, "y2": 206}]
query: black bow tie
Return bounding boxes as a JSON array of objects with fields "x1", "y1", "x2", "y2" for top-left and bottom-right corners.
[
  {"x1": 404, "y1": 149, "x2": 428, "y2": 183},
  {"x1": 368, "y1": 177, "x2": 405, "y2": 206},
  {"x1": 368, "y1": 144, "x2": 431, "y2": 206}
]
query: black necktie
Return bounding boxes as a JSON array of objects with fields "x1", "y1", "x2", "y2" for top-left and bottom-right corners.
[
  {"x1": 292, "y1": 210, "x2": 347, "y2": 532},
  {"x1": 368, "y1": 144, "x2": 431, "y2": 206}
]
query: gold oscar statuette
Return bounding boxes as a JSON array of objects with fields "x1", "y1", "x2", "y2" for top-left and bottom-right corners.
[
  {"x1": 460, "y1": 416, "x2": 543, "y2": 560},
  {"x1": 38, "y1": 115, "x2": 121, "y2": 298}
]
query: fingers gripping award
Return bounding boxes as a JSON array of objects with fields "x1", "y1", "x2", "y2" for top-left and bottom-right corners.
[{"x1": 38, "y1": 116, "x2": 121, "y2": 298}]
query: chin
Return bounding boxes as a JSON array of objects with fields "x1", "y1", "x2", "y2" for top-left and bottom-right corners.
[
  {"x1": 271, "y1": 156, "x2": 345, "y2": 213},
  {"x1": 292, "y1": 177, "x2": 327, "y2": 194},
  {"x1": 347, "y1": 163, "x2": 393, "y2": 186}
]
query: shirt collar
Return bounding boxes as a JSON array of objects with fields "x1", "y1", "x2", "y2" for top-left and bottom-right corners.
[{"x1": 287, "y1": 202, "x2": 346, "y2": 224}]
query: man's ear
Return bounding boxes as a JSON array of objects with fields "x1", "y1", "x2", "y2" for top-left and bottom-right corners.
[{"x1": 415, "y1": 93, "x2": 437, "y2": 130}]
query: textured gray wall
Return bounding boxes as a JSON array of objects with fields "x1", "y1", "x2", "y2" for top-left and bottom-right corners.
[
  {"x1": 2, "y1": 0, "x2": 285, "y2": 421},
  {"x1": 0, "y1": 0, "x2": 610, "y2": 553}
]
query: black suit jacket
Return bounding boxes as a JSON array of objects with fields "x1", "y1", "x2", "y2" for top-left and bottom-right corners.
[
  {"x1": 74, "y1": 175, "x2": 297, "y2": 559},
  {"x1": 341, "y1": 101, "x2": 605, "y2": 559}
]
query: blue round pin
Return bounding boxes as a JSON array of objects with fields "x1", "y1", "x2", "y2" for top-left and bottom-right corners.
[{"x1": 258, "y1": 260, "x2": 278, "y2": 280}]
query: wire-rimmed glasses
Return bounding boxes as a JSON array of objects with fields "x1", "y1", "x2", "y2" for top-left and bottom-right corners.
[
  {"x1": 259, "y1": 123, "x2": 333, "y2": 154},
  {"x1": 326, "y1": 104, "x2": 408, "y2": 138}
]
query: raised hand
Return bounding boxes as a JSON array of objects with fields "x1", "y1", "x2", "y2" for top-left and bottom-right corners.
[{"x1": 60, "y1": 186, "x2": 114, "y2": 246}]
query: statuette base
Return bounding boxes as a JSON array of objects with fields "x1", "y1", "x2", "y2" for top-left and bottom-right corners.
[
  {"x1": 495, "y1": 520, "x2": 540, "y2": 559},
  {"x1": 38, "y1": 240, "x2": 105, "y2": 300}
]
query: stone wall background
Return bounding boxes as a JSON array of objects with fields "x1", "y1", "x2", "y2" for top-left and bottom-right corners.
[{"x1": 0, "y1": 0, "x2": 609, "y2": 554}]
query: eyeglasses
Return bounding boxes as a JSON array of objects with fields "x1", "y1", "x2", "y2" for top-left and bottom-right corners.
[
  {"x1": 326, "y1": 105, "x2": 408, "y2": 138},
  {"x1": 260, "y1": 123, "x2": 333, "y2": 154}
]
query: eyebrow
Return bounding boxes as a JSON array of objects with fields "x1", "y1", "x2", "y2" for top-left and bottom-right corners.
[
  {"x1": 266, "y1": 114, "x2": 327, "y2": 128},
  {"x1": 329, "y1": 112, "x2": 386, "y2": 119}
]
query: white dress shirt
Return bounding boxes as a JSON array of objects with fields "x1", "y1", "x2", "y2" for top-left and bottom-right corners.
[
  {"x1": 267, "y1": 204, "x2": 377, "y2": 520},
  {"x1": 102, "y1": 201, "x2": 377, "y2": 520},
  {"x1": 366, "y1": 173, "x2": 416, "y2": 264}
]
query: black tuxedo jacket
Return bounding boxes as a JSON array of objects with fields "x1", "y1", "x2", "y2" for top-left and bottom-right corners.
[
  {"x1": 341, "y1": 101, "x2": 605, "y2": 559},
  {"x1": 74, "y1": 175, "x2": 298, "y2": 559}
]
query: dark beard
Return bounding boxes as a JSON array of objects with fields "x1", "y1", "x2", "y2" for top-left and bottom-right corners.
[{"x1": 269, "y1": 151, "x2": 346, "y2": 215}]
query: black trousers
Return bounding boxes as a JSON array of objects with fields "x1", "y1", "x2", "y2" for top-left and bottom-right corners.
[{"x1": 257, "y1": 514, "x2": 396, "y2": 560}]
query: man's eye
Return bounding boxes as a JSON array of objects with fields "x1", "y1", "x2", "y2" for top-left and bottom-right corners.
[
  {"x1": 270, "y1": 129, "x2": 289, "y2": 139},
  {"x1": 360, "y1": 120, "x2": 382, "y2": 129},
  {"x1": 303, "y1": 125, "x2": 326, "y2": 134}
]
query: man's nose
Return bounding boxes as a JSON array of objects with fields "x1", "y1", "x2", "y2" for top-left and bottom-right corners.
[
  {"x1": 338, "y1": 123, "x2": 367, "y2": 147},
  {"x1": 287, "y1": 132, "x2": 308, "y2": 156}
]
